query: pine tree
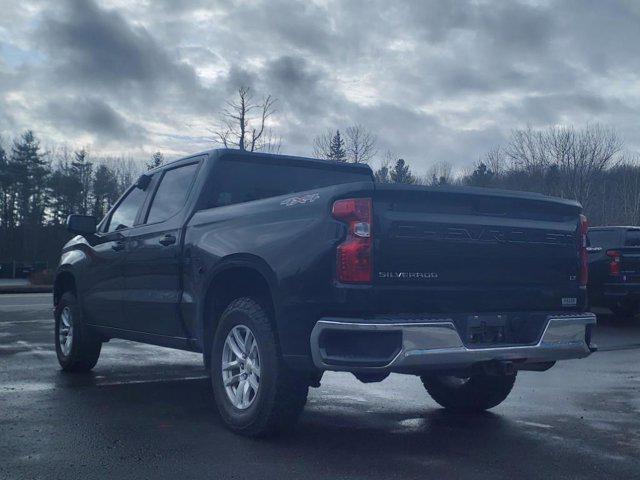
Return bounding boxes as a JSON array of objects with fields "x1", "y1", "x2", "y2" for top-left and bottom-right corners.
[
  {"x1": 92, "y1": 164, "x2": 120, "y2": 219},
  {"x1": 49, "y1": 159, "x2": 83, "y2": 225},
  {"x1": 328, "y1": 130, "x2": 346, "y2": 162},
  {"x1": 11, "y1": 131, "x2": 49, "y2": 226},
  {"x1": 468, "y1": 162, "x2": 494, "y2": 187},
  {"x1": 0, "y1": 141, "x2": 13, "y2": 229},
  {"x1": 71, "y1": 148, "x2": 93, "y2": 215},
  {"x1": 390, "y1": 158, "x2": 415, "y2": 184},
  {"x1": 146, "y1": 151, "x2": 164, "y2": 170},
  {"x1": 374, "y1": 164, "x2": 390, "y2": 183}
]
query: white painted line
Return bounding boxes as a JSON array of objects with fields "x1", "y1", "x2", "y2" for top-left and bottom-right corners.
[
  {"x1": 97, "y1": 375, "x2": 208, "y2": 387},
  {"x1": 0, "y1": 375, "x2": 208, "y2": 394},
  {"x1": 0, "y1": 293, "x2": 53, "y2": 298},
  {"x1": 0, "y1": 303, "x2": 53, "y2": 311},
  {"x1": 0, "y1": 318, "x2": 51, "y2": 324}
]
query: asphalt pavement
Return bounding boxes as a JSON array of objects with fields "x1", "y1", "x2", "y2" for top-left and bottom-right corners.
[{"x1": 0, "y1": 294, "x2": 638, "y2": 479}]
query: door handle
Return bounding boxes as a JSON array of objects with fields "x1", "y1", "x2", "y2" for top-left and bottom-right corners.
[
  {"x1": 159, "y1": 234, "x2": 176, "y2": 246},
  {"x1": 111, "y1": 241, "x2": 126, "y2": 251}
]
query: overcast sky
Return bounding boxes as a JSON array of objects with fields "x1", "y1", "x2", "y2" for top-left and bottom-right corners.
[{"x1": 1, "y1": 0, "x2": 639, "y2": 173}]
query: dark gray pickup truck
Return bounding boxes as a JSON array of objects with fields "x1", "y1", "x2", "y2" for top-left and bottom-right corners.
[
  {"x1": 54, "y1": 149, "x2": 596, "y2": 436},
  {"x1": 588, "y1": 226, "x2": 640, "y2": 317}
]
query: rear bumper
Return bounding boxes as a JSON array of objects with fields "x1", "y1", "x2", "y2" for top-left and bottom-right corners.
[{"x1": 310, "y1": 313, "x2": 597, "y2": 373}]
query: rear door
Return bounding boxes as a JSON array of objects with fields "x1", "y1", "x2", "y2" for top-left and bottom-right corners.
[{"x1": 122, "y1": 161, "x2": 200, "y2": 336}]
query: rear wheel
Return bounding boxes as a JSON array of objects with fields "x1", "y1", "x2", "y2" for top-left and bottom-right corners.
[
  {"x1": 610, "y1": 300, "x2": 638, "y2": 319},
  {"x1": 55, "y1": 291, "x2": 102, "y2": 372},
  {"x1": 210, "y1": 297, "x2": 308, "y2": 437},
  {"x1": 421, "y1": 373, "x2": 516, "y2": 412}
]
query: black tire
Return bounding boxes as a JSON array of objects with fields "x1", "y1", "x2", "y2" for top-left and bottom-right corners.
[
  {"x1": 210, "y1": 297, "x2": 308, "y2": 437},
  {"x1": 610, "y1": 301, "x2": 638, "y2": 319},
  {"x1": 421, "y1": 373, "x2": 516, "y2": 412},
  {"x1": 54, "y1": 291, "x2": 102, "y2": 372}
]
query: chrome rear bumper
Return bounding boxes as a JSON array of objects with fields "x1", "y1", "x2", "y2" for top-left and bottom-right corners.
[{"x1": 310, "y1": 313, "x2": 597, "y2": 372}]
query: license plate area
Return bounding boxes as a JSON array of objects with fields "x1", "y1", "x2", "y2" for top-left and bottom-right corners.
[{"x1": 466, "y1": 314, "x2": 508, "y2": 346}]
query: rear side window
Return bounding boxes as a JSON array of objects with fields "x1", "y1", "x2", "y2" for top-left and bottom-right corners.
[
  {"x1": 209, "y1": 158, "x2": 370, "y2": 208},
  {"x1": 107, "y1": 187, "x2": 148, "y2": 232},
  {"x1": 146, "y1": 163, "x2": 198, "y2": 224},
  {"x1": 587, "y1": 230, "x2": 618, "y2": 248},
  {"x1": 625, "y1": 230, "x2": 640, "y2": 247}
]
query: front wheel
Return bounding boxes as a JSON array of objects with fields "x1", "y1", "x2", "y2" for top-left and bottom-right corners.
[
  {"x1": 421, "y1": 373, "x2": 516, "y2": 412},
  {"x1": 210, "y1": 297, "x2": 308, "y2": 437},
  {"x1": 54, "y1": 292, "x2": 102, "y2": 372}
]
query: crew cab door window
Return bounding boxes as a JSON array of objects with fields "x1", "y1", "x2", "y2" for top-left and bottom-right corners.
[
  {"x1": 107, "y1": 187, "x2": 147, "y2": 232},
  {"x1": 145, "y1": 163, "x2": 198, "y2": 224}
]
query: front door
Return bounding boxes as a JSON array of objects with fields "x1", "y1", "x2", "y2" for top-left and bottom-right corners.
[
  {"x1": 123, "y1": 161, "x2": 199, "y2": 336},
  {"x1": 82, "y1": 231, "x2": 127, "y2": 327},
  {"x1": 83, "y1": 183, "x2": 150, "y2": 329}
]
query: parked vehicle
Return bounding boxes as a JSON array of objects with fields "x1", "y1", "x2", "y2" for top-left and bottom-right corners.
[
  {"x1": 587, "y1": 226, "x2": 640, "y2": 317},
  {"x1": 54, "y1": 149, "x2": 596, "y2": 436}
]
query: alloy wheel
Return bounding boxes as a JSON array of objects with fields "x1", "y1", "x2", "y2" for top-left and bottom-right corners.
[
  {"x1": 58, "y1": 306, "x2": 74, "y2": 356},
  {"x1": 221, "y1": 325, "x2": 261, "y2": 410}
]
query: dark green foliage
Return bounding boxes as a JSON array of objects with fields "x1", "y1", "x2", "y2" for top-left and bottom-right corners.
[
  {"x1": 390, "y1": 158, "x2": 415, "y2": 184},
  {"x1": 467, "y1": 162, "x2": 494, "y2": 187},
  {"x1": 71, "y1": 149, "x2": 93, "y2": 215},
  {"x1": 49, "y1": 160, "x2": 83, "y2": 225},
  {"x1": 146, "y1": 151, "x2": 164, "y2": 170},
  {"x1": 328, "y1": 130, "x2": 346, "y2": 162},
  {"x1": 0, "y1": 131, "x2": 136, "y2": 270},
  {"x1": 92, "y1": 164, "x2": 120, "y2": 219},
  {"x1": 373, "y1": 164, "x2": 390, "y2": 183},
  {"x1": 11, "y1": 131, "x2": 49, "y2": 226}
]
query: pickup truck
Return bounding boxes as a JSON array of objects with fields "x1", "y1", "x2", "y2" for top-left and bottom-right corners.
[
  {"x1": 587, "y1": 226, "x2": 640, "y2": 317},
  {"x1": 55, "y1": 149, "x2": 596, "y2": 436}
]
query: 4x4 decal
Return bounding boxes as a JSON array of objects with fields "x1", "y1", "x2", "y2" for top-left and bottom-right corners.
[{"x1": 280, "y1": 192, "x2": 320, "y2": 207}]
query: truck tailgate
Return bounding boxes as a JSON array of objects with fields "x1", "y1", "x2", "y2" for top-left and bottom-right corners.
[{"x1": 372, "y1": 184, "x2": 583, "y2": 313}]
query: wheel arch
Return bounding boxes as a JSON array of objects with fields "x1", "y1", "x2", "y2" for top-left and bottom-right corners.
[
  {"x1": 201, "y1": 255, "x2": 278, "y2": 369},
  {"x1": 54, "y1": 270, "x2": 77, "y2": 306}
]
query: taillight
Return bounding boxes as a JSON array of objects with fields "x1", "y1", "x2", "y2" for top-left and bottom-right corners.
[
  {"x1": 607, "y1": 250, "x2": 621, "y2": 276},
  {"x1": 332, "y1": 198, "x2": 372, "y2": 283},
  {"x1": 579, "y1": 214, "x2": 588, "y2": 286}
]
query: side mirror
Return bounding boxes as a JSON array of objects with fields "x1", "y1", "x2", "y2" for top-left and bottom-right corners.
[
  {"x1": 67, "y1": 214, "x2": 97, "y2": 235},
  {"x1": 136, "y1": 174, "x2": 152, "y2": 190}
]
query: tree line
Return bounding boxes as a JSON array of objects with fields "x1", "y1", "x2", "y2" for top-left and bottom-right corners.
[
  {"x1": 1, "y1": 86, "x2": 639, "y2": 274},
  {"x1": 0, "y1": 131, "x2": 161, "y2": 272}
]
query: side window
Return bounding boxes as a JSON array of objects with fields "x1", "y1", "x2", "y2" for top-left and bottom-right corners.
[
  {"x1": 625, "y1": 230, "x2": 640, "y2": 247},
  {"x1": 107, "y1": 187, "x2": 148, "y2": 232},
  {"x1": 146, "y1": 163, "x2": 198, "y2": 224}
]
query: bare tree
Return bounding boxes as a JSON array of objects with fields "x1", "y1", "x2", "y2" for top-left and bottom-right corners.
[
  {"x1": 425, "y1": 160, "x2": 454, "y2": 186},
  {"x1": 556, "y1": 124, "x2": 622, "y2": 211},
  {"x1": 211, "y1": 86, "x2": 278, "y2": 152},
  {"x1": 345, "y1": 124, "x2": 377, "y2": 163},
  {"x1": 612, "y1": 157, "x2": 640, "y2": 226},
  {"x1": 312, "y1": 129, "x2": 334, "y2": 160},
  {"x1": 313, "y1": 124, "x2": 377, "y2": 163},
  {"x1": 503, "y1": 124, "x2": 622, "y2": 209},
  {"x1": 484, "y1": 146, "x2": 506, "y2": 177}
]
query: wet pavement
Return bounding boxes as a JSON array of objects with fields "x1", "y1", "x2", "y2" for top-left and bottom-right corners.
[{"x1": 0, "y1": 294, "x2": 638, "y2": 479}]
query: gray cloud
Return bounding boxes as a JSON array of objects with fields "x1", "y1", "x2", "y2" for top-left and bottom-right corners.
[
  {"x1": 0, "y1": 0, "x2": 638, "y2": 171},
  {"x1": 45, "y1": 96, "x2": 145, "y2": 141}
]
